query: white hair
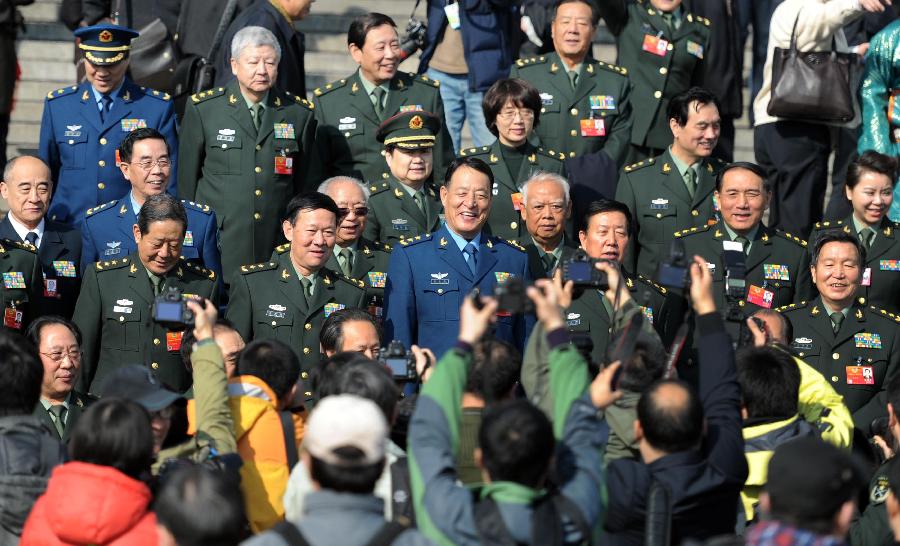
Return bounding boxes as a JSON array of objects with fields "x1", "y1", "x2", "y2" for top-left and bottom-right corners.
[
  {"x1": 317, "y1": 176, "x2": 371, "y2": 204},
  {"x1": 231, "y1": 26, "x2": 282, "y2": 63},
  {"x1": 520, "y1": 171, "x2": 570, "y2": 205}
]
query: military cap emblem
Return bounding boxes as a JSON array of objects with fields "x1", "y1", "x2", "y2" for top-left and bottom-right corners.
[
  {"x1": 99, "y1": 30, "x2": 113, "y2": 42},
  {"x1": 409, "y1": 115, "x2": 424, "y2": 130}
]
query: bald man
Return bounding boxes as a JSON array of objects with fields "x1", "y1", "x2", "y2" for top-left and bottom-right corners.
[{"x1": 0, "y1": 156, "x2": 83, "y2": 319}]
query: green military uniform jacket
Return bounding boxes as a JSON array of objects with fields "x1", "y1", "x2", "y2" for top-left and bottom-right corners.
[
  {"x1": 605, "y1": 0, "x2": 711, "y2": 150},
  {"x1": 177, "y1": 82, "x2": 318, "y2": 286},
  {"x1": 522, "y1": 238, "x2": 579, "y2": 280},
  {"x1": 849, "y1": 459, "x2": 892, "y2": 546},
  {"x1": 779, "y1": 297, "x2": 900, "y2": 432},
  {"x1": 616, "y1": 150, "x2": 726, "y2": 277},
  {"x1": 277, "y1": 238, "x2": 391, "y2": 303},
  {"x1": 677, "y1": 222, "x2": 814, "y2": 333},
  {"x1": 363, "y1": 177, "x2": 442, "y2": 247},
  {"x1": 0, "y1": 238, "x2": 42, "y2": 332},
  {"x1": 810, "y1": 217, "x2": 900, "y2": 314},
  {"x1": 32, "y1": 391, "x2": 95, "y2": 443},
  {"x1": 313, "y1": 71, "x2": 455, "y2": 185},
  {"x1": 225, "y1": 251, "x2": 366, "y2": 378},
  {"x1": 508, "y1": 52, "x2": 633, "y2": 166},
  {"x1": 74, "y1": 254, "x2": 219, "y2": 395},
  {"x1": 460, "y1": 141, "x2": 566, "y2": 241}
]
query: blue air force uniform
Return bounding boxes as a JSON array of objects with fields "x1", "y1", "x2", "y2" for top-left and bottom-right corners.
[
  {"x1": 80, "y1": 197, "x2": 222, "y2": 281},
  {"x1": 383, "y1": 224, "x2": 535, "y2": 358},
  {"x1": 38, "y1": 25, "x2": 177, "y2": 225}
]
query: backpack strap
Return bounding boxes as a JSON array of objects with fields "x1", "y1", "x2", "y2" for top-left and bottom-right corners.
[
  {"x1": 389, "y1": 456, "x2": 416, "y2": 526},
  {"x1": 271, "y1": 520, "x2": 311, "y2": 546},
  {"x1": 550, "y1": 494, "x2": 591, "y2": 544},
  {"x1": 473, "y1": 495, "x2": 521, "y2": 546},
  {"x1": 279, "y1": 411, "x2": 299, "y2": 470},
  {"x1": 366, "y1": 521, "x2": 410, "y2": 546}
]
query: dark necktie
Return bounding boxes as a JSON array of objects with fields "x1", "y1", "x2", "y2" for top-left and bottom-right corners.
[
  {"x1": 300, "y1": 277, "x2": 312, "y2": 305},
  {"x1": 568, "y1": 70, "x2": 578, "y2": 91},
  {"x1": 735, "y1": 236, "x2": 749, "y2": 255},
  {"x1": 48, "y1": 404, "x2": 66, "y2": 439},
  {"x1": 250, "y1": 103, "x2": 263, "y2": 131},
  {"x1": 542, "y1": 253, "x2": 557, "y2": 275},
  {"x1": 373, "y1": 87, "x2": 387, "y2": 120},
  {"x1": 859, "y1": 227, "x2": 875, "y2": 250},
  {"x1": 338, "y1": 248, "x2": 353, "y2": 277},
  {"x1": 830, "y1": 312, "x2": 844, "y2": 335},
  {"x1": 99, "y1": 95, "x2": 113, "y2": 122},
  {"x1": 685, "y1": 168, "x2": 697, "y2": 198},
  {"x1": 24, "y1": 231, "x2": 38, "y2": 247},
  {"x1": 463, "y1": 242, "x2": 478, "y2": 275}
]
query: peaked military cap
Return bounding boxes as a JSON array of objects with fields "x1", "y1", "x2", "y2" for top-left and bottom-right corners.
[
  {"x1": 74, "y1": 24, "x2": 139, "y2": 65},
  {"x1": 376, "y1": 111, "x2": 441, "y2": 150}
]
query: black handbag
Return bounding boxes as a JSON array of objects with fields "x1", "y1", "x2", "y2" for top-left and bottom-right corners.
[
  {"x1": 767, "y1": 12, "x2": 855, "y2": 122},
  {"x1": 129, "y1": 17, "x2": 178, "y2": 93}
]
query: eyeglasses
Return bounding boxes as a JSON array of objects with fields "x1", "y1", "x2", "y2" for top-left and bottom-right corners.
[
  {"x1": 131, "y1": 158, "x2": 171, "y2": 170},
  {"x1": 40, "y1": 350, "x2": 81, "y2": 363},
  {"x1": 497, "y1": 108, "x2": 535, "y2": 121},
  {"x1": 338, "y1": 207, "x2": 369, "y2": 217},
  {"x1": 151, "y1": 406, "x2": 176, "y2": 421}
]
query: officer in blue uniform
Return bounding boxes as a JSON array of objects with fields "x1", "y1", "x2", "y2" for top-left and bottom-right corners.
[
  {"x1": 80, "y1": 128, "x2": 221, "y2": 280},
  {"x1": 38, "y1": 24, "x2": 178, "y2": 225},
  {"x1": 384, "y1": 156, "x2": 534, "y2": 358}
]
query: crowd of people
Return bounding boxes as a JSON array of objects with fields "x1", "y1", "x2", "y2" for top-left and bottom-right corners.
[{"x1": 0, "y1": 0, "x2": 899, "y2": 544}]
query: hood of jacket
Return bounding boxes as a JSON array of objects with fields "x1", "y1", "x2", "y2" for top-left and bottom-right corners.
[
  {"x1": 36, "y1": 461, "x2": 154, "y2": 544},
  {"x1": 228, "y1": 375, "x2": 279, "y2": 442}
]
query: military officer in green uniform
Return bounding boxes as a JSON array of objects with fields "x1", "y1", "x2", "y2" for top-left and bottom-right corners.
[
  {"x1": 779, "y1": 231, "x2": 900, "y2": 434},
  {"x1": 227, "y1": 193, "x2": 366, "y2": 379},
  {"x1": 73, "y1": 195, "x2": 219, "y2": 395},
  {"x1": 364, "y1": 111, "x2": 443, "y2": 246},
  {"x1": 0, "y1": 236, "x2": 42, "y2": 332},
  {"x1": 460, "y1": 78, "x2": 566, "y2": 241},
  {"x1": 518, "y1": 172, "x2": 578, "y2": 279},
  {"x1": 616, "y1": 88, "x2": 726, "y2": 278},
  {"x1": 602, "y1": 0, "x2": 711, "y2": 161},
  {"x1": 313, "y1": 13, "x2": 454, "y2": 185},
  {"x1": 509, "y1": 0, "x2": 633, "y2": 167},
  {"x1": 675, "y1": 162, "x2": 813, "y2": 341},
  {"x1": 177, "y1": 26, "x2": 318, "y2": 287}
]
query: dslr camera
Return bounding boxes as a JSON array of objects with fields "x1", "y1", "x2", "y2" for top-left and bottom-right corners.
[
  {"x1": 493, "y1": 276, "x2": 534, "y2": 314},
  {"x1": 399, "y1": 17, "x2": 427, "y2": 60},
  {"x1": 656, "y1": 239, "x2": 690, "y2": 289},
  {"x1": 561, "y1": 251, "x2": 610, "y2": 290},
  {"x1": 152, "y1": 286, "x2": 195, "y2": 328},
  {"x1": 379, "y1": 340, "x2": 417, "y2": 382}
]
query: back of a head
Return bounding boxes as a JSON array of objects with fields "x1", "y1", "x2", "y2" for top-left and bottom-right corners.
[
  {"x1": 766, "y1": 436, "x2": 862, "y2": 534},
  {"x1": 69, "y1": 398, "x2": 154, "y2": 479},
  {"x1": 736, "y1": 346, "x2": 800, "y2": 419},
  {"x1": 0, "y1": 330, "x2": 42, "y2": 417},
  {"x1": 333, "y1": 360, "x2": 400, "y2": 424},
  {"x1": 479, "y1": 399, "x2": 554, "y2": 488},
  {"x1": 637, "y1": 380, "x2": 703, "y2": 453},
  {"x1": 312, "y1": 351, "x2": 375, "y2": 400},
  {"x1": 615, "y1": 335, "x2": 667, "y2": 393},
  {"x1": 466, "y1": 339, "x2": 521, "y2": 404},
  {"x1": 155, "y1": 464, "x2": 248, "y2": 546},
  {"x1": 236, "y1": 339, "x2": 301, "y2": 400}
]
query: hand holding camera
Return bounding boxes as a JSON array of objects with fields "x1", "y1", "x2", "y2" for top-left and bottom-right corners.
[
  {"x1": 459, "y1": 294, "x2": 498, "y2": 344},
  {"x1": 590, "y1": 361, "x2": 623, "y2": 409},
  {"x1": 594, "y1": 261, "x2": 632, "y2": 311},
  {"x1": 527, "y1": 279, "x2": 565, "y2": 332},
  {"x1": 688, "y1": 255, "x2": 716, "y2": 315},
  {"x1": 186, "y1": 298, "x2": 216, "y2": 342}
]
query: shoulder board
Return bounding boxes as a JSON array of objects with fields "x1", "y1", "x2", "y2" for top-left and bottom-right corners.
[
  {"x1": 0, "y1": 238, "x2": 36, "y2": 253},
  {"x1": 415, "y1": 73, "x2": 440, "y2": 88},
  {"x1": 274, "y1": 242, "x2": 291, "y2": 254},
  {"x1": 459, "y1": 146, "x2": 490, "y2": 157},
  {"x1": 285, "y1": 91, "x2": 314, "y2": 110},
  {"x1": 47, "y1": 85, "x2": 79, "y2": 101},
  {"x1": 514, "y1": 56, "x2": 548, "y2": 68},
  {"x1": 180, "y1": 258, "x2": 216, "y2": 280},
  {"x1": 775, "y1": 300, "x2": 807, "y2": 313},
  {"x1": 687, "y1": 13, "x2": 712, "y2": 27},
  {"x1": 536, "y1": 147, "x2": 566, "y2": 161},
  {"x1": 313, "y1": 78, "x2": 348, "y2": 97},
  {"x1": 139, "y1": 86, "x2": 171, "y2": 101},
  {"x1": 674, "y1": 223, "x2": 712, "y2": 238},
  {"x1": 366, "y1": 239, "x2": 393, "y2": 253},
  {"x1": 637, "y1": 274, "x2": 667, "y2": 295},
  {"x1": 180, "y1": 200, "x2": 212, "y2": 215},
  {"x1": 623, "y1": 157, "x2": 656, "y2": 173},
  {"x1": 499, "y1": 238, "x2": 526, "y2": 252},
  {"x1": 872, "y1": 306, "x2": 900, "y2": 323},
  {"x1": 239, "y1": 261, "x2": 278, "y2": 274},
  {"x1": 86, "y1": 199, "x2": 118, "y2": 217},
  {"x1": 812, "y1": 219, "x2": 845, "y2": 231},
  {"x1": 399, "y1": 233, "x2": 433, "y2": 247},
  {"x1": 341, "y1": 273, "x2": 366, "y2": 289},
  {"x1": 191, "y1": 87, "x2": 226, "y2": 104},
  {"x1": 591, "y1": 60, "x2": 628, "y2": 76},
  {"x1": 775, "y1": 229, "x2": 808, "y2": 247},
  {"x1": 368, "y1": 181, "x2": 392, "y2": 195},
  {"x1": 95, "y1": 255, "x2": 131, "y2": 271}
]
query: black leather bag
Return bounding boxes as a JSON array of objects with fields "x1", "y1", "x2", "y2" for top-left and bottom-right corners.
[
  {"x1": 129, "y1": 17, "x2": 178, "y2": 93},
  {"x1": 767, "y1": 12, "x2": 855, "y2": 122}
]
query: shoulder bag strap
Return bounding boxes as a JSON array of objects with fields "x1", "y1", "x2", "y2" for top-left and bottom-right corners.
[
  {"x1": 206, "y1": 0, "x2": 241, "y2": 61},
  {"x1": 279, "y1": 410, "x2": 299, "y2": 470},
  {"x1": 271, "y1": 520, "x2": 312, "y2": 546},
  {"x1": 366, "y1": 521, "x2": 410, "y2": 546}
]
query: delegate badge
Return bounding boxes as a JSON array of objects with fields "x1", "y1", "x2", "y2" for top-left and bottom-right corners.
[
  {"x1": 855, "y1": 332, "x2": 883, "y2": 349},
  {"x1": 580, "y1": 118, "x2": 606, "y2": 137},
  {"x1": 3, "y1": 307, "x2": 22, "y2": 329},
  {"x1": 642, "y1": 34, "x2": 668, "y2": 56},
  {"x1": 43, "y1": 278, "x2": 59, "y2": 299},
  {"x1": 166, "y1": 331, "x2": 183, "y2": 352},
  {"x1": 510, "y1": 192, "x2": 524, "y2": 212},
  {"x1": 274, "y1": 155, "x2": 293, "y2": 175},
  {"x1": 746, "y1": 285, "x2": 774, "y2": 308},
  {"x1": 846, "y1": 365, "x2": 875, "y2": 385},
  {"x1": 763, "y1": 264, "x2": 790, "y2": 281}
]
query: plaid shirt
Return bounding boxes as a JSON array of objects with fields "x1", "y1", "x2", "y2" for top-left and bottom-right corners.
[{"x1": 746, "y1": 520, "x2": 847, "y2": 546}]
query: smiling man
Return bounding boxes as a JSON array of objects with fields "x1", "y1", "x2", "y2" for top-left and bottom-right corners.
[
  {"x1": 779, "y1": 231, "x2": 900, "y2": 435},
  {"x1": 313, "y1": 12, "x2": 454, "y2": 185},
  {"x1": 73, "y1": 194, "x2": 219, "y2": 395},
  {"x1": 227, "y1": 192, "x2": 366, "y2": 383},
  {"x1": 676, "y1": 162, "x2": 813, "y2": 341},
  {"x1": 384, "y1": 156, "x2": 532, "y2": 358},
  {"x1": 616, "y1": 87, "x2": 727, "y2": 277}
]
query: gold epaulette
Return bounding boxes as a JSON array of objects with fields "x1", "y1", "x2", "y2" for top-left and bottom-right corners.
[
  {"x1": 179, "y1": 257, "x2": 215, "y2": 280},
  {"x1": 369, "y1": 181, "x2": 392, "y2": 194},
  {"x1": 191, "y1": 87, "x2": 226, "y2": 104},
  {"x1": 537, "y1": 147, "x2": 566, "y2": 161},
  {"x1": 514, "y1": 55, "x2": 548, "y2": 68},
  {"x1": 416, "y1": 73, "x2": 440, "y2": 88},
  {"x1": 95, "y1": 256, "x2": 130, "y2": 271},
  {"x1": 459, "y1": 146, "x2": 489, "y2": 157},
  {"x1": 285, "y1": 91, "x2": 314, "y2": 110},
  {"x1": 674, "y1": 224, "x2": 712, "y2": 238},
  {"x1": 592, "y1": 60, "x2": 628, "y2": 76},
  {"x1": 274, "y1": 242, "x2": 291, "y2": 254},
  {"x1": 872, "y1": 306, "x2": 900, "y2": 323},
  {"x1": 86, "y1": 200, "x2": 117, "y2": 217},
  {"x1": 313, "y1": 78, "x2": 348, "y2": 97},
  {"x1": 180, "y1": 200, "x2": 212, "y2": 215},
  {"x1": 140, "y1": 86, "x2": 171, "y2": 101},
  {"x1": 46, "y1": 85, "x2": 78, "y2": 100},
  {"x1": 637, "y1": 274, "x2": 667, "y2": 294},
  {"x1": 775, "y1": 229, "x2": 808, "y2": 248},
  {"x1": 775, "y1": 301, "x2": 807, "y2": 313},
  {"x1": 623, "y1": 157, "x2": 655, "y2": 173},
  {"x1": 239, "y1": 261, "x2": 278, "y2": 274}
]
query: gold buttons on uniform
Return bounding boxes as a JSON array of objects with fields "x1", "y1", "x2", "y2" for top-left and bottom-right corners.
[
  {"x1": 570, "y1": 108, "x2": 578, "y2": 116},
  {"x1": 569, "y1": 152, "x2": 575, "y2": 158},
  {"x1": 344, "y1": 132, "x2": 351, "y2": 137},
  {"x1": 153, "y1": 338, "x2": 160, "y2": 345},
  {"x1": 654, "y1": 91, "x2": 662, "y2": 99},
  {"x1": 254, "y1": 212, "x2": 261, "y2": 220},
  {"x1": 151, "y1": 362, "x2": 159, "y2": 370},
  {"x1": 98, "y1": 160, "x2": 106, "y2": 167},
  {"x1": 119, "y1": 316, "x2": 125, "y2": 322},
  {"x1": 656, "y1": 213, "x2": 662, "y2": 218},
  {"x1": 570, "y1": 130, "x2": 577, "y2": 137},
  {"x1": 541, "y1": 107, "x2": 546, "y2": 113},
  {"x1": 831, "y1": 376, "x2": 838, "y2": 383},
  {"x1": 301, "y1": 372, "x2": 309, "y2": 379},
  {"x1": 256, "y1": 145, "x2": 261, "y2": 151},
  {"x1": 303, "y1": 347, "x2": 311, "y2": 354},
  {"x1": 666, "y1": 43, "x2": 674, "y2": 51},
  {"x1": 254, "y1": 166, "x2": 262, "y2": 174},
  {"x1": 510, "y1": 221, "x2": 518, "y2": 230},
  {"x1": 858, "y1": 297, "x2": 866, "y2": 305},
  {"x1": 659, "y1": 67, "x2": 668, "y2": 75},
  {"x1": 692, "y1": 210, "x2": 699, "y2": 217},
  {"x1": 304, "y1": 323, "x2": 312, "y2": 331},
  {"x1": 832, "y1": 353, "x2": 840, "y2": 360},
  {"x1": 255, "y1": 189, "x2": 262, "y2": 197},
  {"x1": 99, "y1": 138, "x2": 107, "y2": 145},
  {"x1": 271, "y1": 321, "x2": 277, "y2": 326},
  {"x1": 221, "y1": 144, "x2": 227, "y2": 149},
  {"x1": 98, "y1": 182, "x2": 105, "y2": 189},
  {"x1": 382, "y1": 173, "x2": 389, "y2": 179},
  {"x1": 437, "y1": 288, "x2": 444, "y2": 294}
]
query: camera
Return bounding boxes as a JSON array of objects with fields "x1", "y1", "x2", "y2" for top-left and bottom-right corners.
[
  {"x1": 656, "y1": 239, "x2": 690, "y2": 289},
  {"x1": 399, "y1": 17, "x2": 427, "y2": 60},
  {"x1": 379, "y1": 340, "x2": 417, "y2": 382},
  {"x1": 561, "y1": 251, "x2": 610, "y2": 290},
  {"x1": 738, "y1": 316, "x2": 768, "y2": 348},
  {"x1": 152, "y1": 286, "x2": 195, "y2": 328},
  {"x1": 722, "y1": 249, "x2": 747, "y2": 323},
  {"x1": 494, "y1": 276, "x2": 534, "y2": 314}
]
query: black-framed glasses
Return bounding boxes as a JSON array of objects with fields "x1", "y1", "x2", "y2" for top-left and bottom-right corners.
[{"x1": 338, "y1": 206, "x2": 369, "y2": 217}]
